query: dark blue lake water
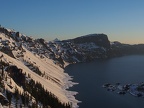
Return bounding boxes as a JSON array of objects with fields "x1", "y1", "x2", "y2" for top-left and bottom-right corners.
[{"x1": 65, "y1": 55, "x2": 144, "y2": 108}]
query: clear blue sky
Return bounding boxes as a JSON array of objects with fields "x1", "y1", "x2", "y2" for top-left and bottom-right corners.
[{"x1": 1, "y1": 0, "x2": 144, "y2": 44}]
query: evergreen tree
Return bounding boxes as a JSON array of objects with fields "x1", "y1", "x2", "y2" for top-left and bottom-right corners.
[
  {"x1": 16, "y1": 32, "x2": 19, "y2": 37},
  {"x1": 6, "y1": 90, "x2": 12, "y2": 107},
  {"x1": 21, "y1": 93, "x2": 25, "y2": 106},
  {"x1": 2, "y1": 65, "x2": 4, "y2": 78}
]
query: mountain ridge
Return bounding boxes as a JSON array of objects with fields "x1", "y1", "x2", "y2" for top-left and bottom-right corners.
[
  {"x1": 0, "y1": 26, "x2": 79, "y2": 108},
  {"x1": 0, "y1": 25, "x2": 144, "y2": 108}
]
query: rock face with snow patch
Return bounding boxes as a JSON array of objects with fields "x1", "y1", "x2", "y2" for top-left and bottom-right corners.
[
  {"x1": 0, "y1": 26, "x2": 77, "y2": 108},
  {"x1": 59, "y1": 34, "x2": 110, "y2": 62},
  {"x1": 0, "y1": 26, "x2": 111, "y2": 107},
  {"x1": 1, "y1": 25, "x2": 144, "y2": 108},
  {"x1": 71, "y1": 34, "x2": 110, "y2": 49}
]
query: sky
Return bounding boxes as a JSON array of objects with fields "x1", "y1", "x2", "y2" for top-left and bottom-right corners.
[{"x1": 1, "y1": 0, "x2": 144, "y2": 44}]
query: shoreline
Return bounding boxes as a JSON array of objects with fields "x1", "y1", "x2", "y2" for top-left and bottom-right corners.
[
  {"x1": 63, "y1": 55, "x2": 144, "y2": 108},
  {"x1": 63, "y1": 63, "x2": 82, "y2": 108},
  {"x1": 63, "y1": 63, "x2": 81, "y2": 108}
]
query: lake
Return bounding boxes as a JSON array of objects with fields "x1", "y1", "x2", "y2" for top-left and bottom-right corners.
[{"x1": 65, "y1": 55, "x2": 144, "y2": 108}]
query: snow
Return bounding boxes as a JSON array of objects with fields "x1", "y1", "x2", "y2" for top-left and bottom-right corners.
[
  {"x1": 0, "y1": 32, "x2": 80, "y2": 108},
  {"x1": 0, "y1": 103, "x2": 3, "y2": 108},
  {"x1": 0, "y1": 51, "x2": 79, "y2": 107}
]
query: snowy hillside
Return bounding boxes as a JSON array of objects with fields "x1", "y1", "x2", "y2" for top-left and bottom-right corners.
[
  {"x1": 0, "y1": 27, "x2": 79, "y2": 108},
  {"x1": 0, "y1": 26, "x2": 112, "y2": 108}
]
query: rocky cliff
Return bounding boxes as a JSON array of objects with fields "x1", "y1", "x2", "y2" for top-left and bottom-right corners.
[{"x1": 71, "y1": 34, "x2": 110, "y2": 49}]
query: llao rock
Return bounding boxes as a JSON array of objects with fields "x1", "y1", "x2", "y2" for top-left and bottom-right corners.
[{"x1": 71, "y1": 34, "x2": 110, "y2": 50}]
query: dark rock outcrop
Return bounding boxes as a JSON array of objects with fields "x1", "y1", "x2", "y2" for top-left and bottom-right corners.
[
  {"x1": 109, "y1": 42, "x2": 144, "y2": 57},
  {"x1": 71, "y1": 34, "x2": 110, "y2": 49},
  {"x1": 60, "y1": 34, "x2": 111, "y2": 63}
]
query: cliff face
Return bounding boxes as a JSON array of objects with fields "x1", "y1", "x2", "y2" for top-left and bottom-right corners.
[
  {"x1": 1, "y1": 25, "x2": 144, "y2": 108},
  {"x1": 109, "y1": 42, "x2": 144, "y2": 57},
  {"x1": 72, "y1": 34, "x2": 110, "y2": 49},
  {"x1": 0, "y1": 26, "x2": 77, "y2": 108},
  {"x1": 56, "y1": 34, "x2": 111, "y2": 63}
]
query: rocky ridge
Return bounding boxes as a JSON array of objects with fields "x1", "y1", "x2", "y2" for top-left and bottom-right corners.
[
  {"x1": 0, "y1": 25, "x2": 144, "y2": 108},
  {"x1": 0, "y1": 25, "x2": 111, "y2": 108}
]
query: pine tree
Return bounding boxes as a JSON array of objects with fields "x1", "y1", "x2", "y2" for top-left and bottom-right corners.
[
  {"x1": 6, "y1": 90, "x2": 12, "y2": 107},
  {"x1": 2, "y1": 65, "x2": 4, "y2": 78},
  {"x1": 5, "y1": 74, "x2": 7, "y2": 81},
  {"x1": 21, "y1": 93, "x2": 25, "y2": 106},
  {"x1": 16, "y1": 32, "x2": 19, "y2": 37},
  {"x1": 10, "y1": 78, "x2": 12, "y2": 85},
  {"x1": 14, "y1": 86, "x2": 20, "y2": 107},
  {"x1": 28, "y1": 73, "x2": 31, "y2": 78}
]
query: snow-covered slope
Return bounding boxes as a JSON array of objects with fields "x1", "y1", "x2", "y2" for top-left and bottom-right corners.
[
  {"x1": 0, "y1": 26, "x2": 111, "y2": 108},
  {"x1": 0, "y1": 28, "x2": 79, "y2": 108}
]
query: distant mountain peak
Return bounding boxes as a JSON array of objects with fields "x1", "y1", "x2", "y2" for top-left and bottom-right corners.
[{"x1": 53, "y1": 38, "x2": 60, "y2": 42}]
